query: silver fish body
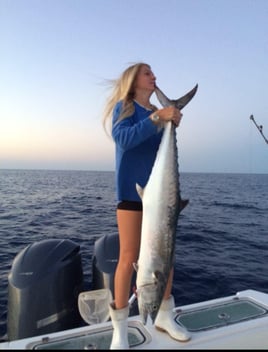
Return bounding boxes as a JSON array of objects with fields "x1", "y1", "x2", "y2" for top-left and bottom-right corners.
[{"x1": 135, "y1": 84, "x2": 198, "y2": 325}]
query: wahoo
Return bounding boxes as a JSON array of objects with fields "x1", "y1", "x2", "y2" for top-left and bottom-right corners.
[{"x1": 134, "y1": 84, "x2": 198, "y2": 325}]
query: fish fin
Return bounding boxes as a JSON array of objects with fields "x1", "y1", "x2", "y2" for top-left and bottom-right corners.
[
  {"x1": 173, "y1": 84, "x2": 198, "y2": 110},
  {"x1": 153, "y1": 271, "x2": 167, "y2": 293},
  {"x1": 154, "y1": 85, "x2": 172, "y2": 107},
  {"x1": 179, "y1": 198, "x2": 189, "y2": 213},
  {"x1": 133, "y1": 262, "x2": 138, "y2": 272},
  {"x1": 136, "y1": 183, "x2": 144, "y2": 200},
  {"x1": 152, "y1": 270, "x2": 165, "y2": 282},
  {"x1": 155, "y1": 84, "x2": 198, "y2": 110}
]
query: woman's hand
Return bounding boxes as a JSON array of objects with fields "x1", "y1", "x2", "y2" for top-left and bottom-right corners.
[{"x1": 151, "y1": 106, "x2": 183, "y2": 127}]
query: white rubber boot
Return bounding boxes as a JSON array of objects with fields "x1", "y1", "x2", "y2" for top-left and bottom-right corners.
[
  {"x1": 109, "y1": 302, "x2": 129, "y2": 349},
  {"x1": 154, "y1": 295, "x2": 191, "y2": 342}
]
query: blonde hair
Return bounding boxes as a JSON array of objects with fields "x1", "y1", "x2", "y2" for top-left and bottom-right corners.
[{"x1": 102, "y1": 62, "x2": 151, "y2": 135}]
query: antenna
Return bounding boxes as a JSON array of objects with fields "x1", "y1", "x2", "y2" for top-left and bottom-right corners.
[{"x1": 249, "y1": 115, "x2": 268, "y2": 145}]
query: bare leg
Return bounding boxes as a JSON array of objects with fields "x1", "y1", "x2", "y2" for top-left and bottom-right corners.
[
  {"x1": 114, "y1": 209, "x2": 142, "y2": 309},
  {"x1": 163, "y1": 267, "x2": 174, "y2": 300}
]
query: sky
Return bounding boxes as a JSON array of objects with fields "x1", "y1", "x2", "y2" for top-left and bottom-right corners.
[{"x1": 1, "y1": 0, "x2": 267, "y2": 174}]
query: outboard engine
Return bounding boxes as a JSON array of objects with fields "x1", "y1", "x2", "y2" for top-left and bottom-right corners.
[
  {"x1": 7, "y1": 238, "x2": 84, "y2": 341},
  {"x1": 92, "y1": 233, "x2": 138, "y2": 316}
]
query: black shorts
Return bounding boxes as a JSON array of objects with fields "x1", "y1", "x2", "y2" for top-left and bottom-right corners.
[{"x1": 117, "y1": 200, "x2": 143, "y2": 211}]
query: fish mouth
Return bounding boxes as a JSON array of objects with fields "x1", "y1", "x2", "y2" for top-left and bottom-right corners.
[
  {"x1": 136, "y1": 278, "x2": 166, "y2": 325},
  {"x1": 139, "y1": 300, "x2": 160, "y2": 325}
]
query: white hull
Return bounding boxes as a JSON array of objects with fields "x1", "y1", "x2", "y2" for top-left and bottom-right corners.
[{"x1": 1, "y1": 289, "x2": 268, "y2": 350}]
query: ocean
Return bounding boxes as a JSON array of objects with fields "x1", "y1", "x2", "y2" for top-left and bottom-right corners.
[{"x1": 0, "y1": 169, "x2": 268, "y2": 339}]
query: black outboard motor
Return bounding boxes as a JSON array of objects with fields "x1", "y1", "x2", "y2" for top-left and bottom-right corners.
[
  {"x1": 92, "y1": 233, "x2": 138, "y2": 316},
  {"x1": 7, "y1": 239, "x2": 84, "y2": 341}
]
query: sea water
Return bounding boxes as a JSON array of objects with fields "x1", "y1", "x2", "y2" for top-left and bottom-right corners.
[{"x1": 0, "y1": 169, "x2": 268, "y2": 338}]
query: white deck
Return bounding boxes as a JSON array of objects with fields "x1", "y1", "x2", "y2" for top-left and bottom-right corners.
[{"x1": 1, "y1": 289, "x2": 268, "y2": 350}]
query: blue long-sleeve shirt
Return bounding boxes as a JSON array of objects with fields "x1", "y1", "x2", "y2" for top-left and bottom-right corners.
[{"x1": 112, "y1": 100, "x2": 163, "y2": 202}]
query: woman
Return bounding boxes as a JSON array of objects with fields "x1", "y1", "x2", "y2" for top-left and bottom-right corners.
[{"x1": 103, "y1": 62, "x2": 191, "y2": 349}]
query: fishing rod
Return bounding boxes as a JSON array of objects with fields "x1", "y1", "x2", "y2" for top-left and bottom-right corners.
[{"x1": 250, "y1": 114, "x2": 268, "y2": 144}]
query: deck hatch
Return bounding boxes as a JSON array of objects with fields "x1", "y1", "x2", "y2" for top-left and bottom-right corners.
[
  {"x1": 176, "y1": 299, "x2": 267, "y2": 332},
  {"x1": 27, "y1": 321, "x2": 151, "y2": 350}
]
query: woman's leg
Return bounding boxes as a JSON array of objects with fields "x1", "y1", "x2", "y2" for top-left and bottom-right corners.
[
  {"x1": 163, "y1": 267, "x2": 174, "y2": 299},
  {"x1": 114, "y1": 209, "x2": 142, "y2": 309},
  {"x1": 110, "y1": 209, "x2": 142, "y2": 349}
]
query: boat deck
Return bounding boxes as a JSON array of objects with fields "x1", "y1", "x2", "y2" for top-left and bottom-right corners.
[{"x1": 1, "y1": 289, "x2": 268, "y2": 350}]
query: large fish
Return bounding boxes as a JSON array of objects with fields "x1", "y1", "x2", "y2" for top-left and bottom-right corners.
[{"x1": 134, "y1": 84, "x2": 198, "y2": 325}]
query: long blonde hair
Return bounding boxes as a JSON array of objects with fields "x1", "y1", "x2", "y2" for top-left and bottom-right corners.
[{"x1": 102, "y1": 62, "x2": 151, "y2": 135}]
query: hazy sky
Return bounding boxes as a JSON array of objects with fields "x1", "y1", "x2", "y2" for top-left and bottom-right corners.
[{"x1": 1, "y1": 0, "x2": 267, "y2": 173}]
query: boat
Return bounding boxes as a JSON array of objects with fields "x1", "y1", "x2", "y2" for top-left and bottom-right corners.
[
  {"x1": 1, "y1": 235, "x2": 268, "y2": 350},
  {"x1": 1, "y1": 289, "x2": 268, "y2": 349}
]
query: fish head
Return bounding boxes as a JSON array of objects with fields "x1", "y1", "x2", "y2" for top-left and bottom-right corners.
[{"x1": 137, "y1": 270, "x2": 167, "y2": 325}]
